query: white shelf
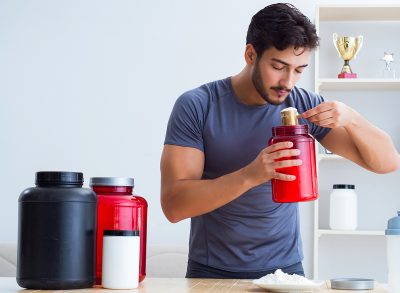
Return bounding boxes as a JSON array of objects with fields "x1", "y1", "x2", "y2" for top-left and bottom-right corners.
[
  {"x1": 317, "y1": 79, "x2": 400, "y2": 91},
  {"x1": 313, "y1": 4, "x2": 399, "y2": 281},
  {"x1": 318, "y1": 229, "x2": 385, "y2": 237},
  {"x1": 318, "y1": 154, "x2": 343, "y2": 161},
  {"x1": 318, "y1": 5, "x2": 400, "y2": 21}
]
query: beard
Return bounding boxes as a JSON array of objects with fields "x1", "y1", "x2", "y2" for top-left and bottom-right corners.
[{"x1": 251, "y1": 60, "x2": 291, "y2": 105}]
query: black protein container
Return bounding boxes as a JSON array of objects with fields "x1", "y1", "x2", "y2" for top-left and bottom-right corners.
[{"x1": 17, "y1": 171, "x2": 97, "y2": 289}]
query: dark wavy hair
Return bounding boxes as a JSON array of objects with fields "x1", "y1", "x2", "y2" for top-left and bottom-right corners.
[{"x1": 246, "y1": 3, "x2": 319, "y2": 56}]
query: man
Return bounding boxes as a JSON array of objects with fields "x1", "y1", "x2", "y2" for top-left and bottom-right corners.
[{"x1": 160, "y1": 3, "x2": 400, "y2": 279}]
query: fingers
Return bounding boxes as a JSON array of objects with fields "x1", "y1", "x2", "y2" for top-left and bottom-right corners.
[
  {"x1": 301, "y1": 101, "x2": 349, "y2": 128},
  {"x1": 264, "y1": 141, "x2": 300, "y2": 160},
  {"x1": 301, "y1": 101, "x2": 336, "y2": 118},
  {"x1": 305, "y1": 109, "x2": 333, "y2": 123},
  {"x1": 254, "y1": 141, "x2": 303, "y2": 183},
  {"x1": 266, "y1": 141, "x2": 294, "y2": 153},
  {"x1": 271, "y1": 159, "x2": 302, "y2": 181},
  {"x1": 265, "y1": 143, "x2": 302, "y2": 182},
  {"x1": 308, "y1": 114, "x2": 336, "y2": 127},
  {"x1": 272, "y1": 171, "x2": 297, "y2": 181},
  {"x1": 265, "y1": 148, "x2": 301, "y2": 161},
  {"x1": 316, "y1": 118, "x2": 336, "y2": 127},
  {"x1": 271, "y1": 159, "x2": 303, "y2": 181},
  {"x1": 273, "y1": 159, "x2": 302, "y2": 169}
]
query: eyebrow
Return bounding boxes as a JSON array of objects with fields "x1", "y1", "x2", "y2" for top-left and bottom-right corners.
[{"x1": 271, "y1": 58, "x2": 308, "y2": 68}]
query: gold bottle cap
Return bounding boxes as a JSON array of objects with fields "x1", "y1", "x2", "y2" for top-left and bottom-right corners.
[{"x1": 280, "y1": 107, "x2": 299, "y2": 126}]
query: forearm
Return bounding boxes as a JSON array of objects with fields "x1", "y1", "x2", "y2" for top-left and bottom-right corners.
[
  {"x1": 161, "y1": 168, "x2": 254, "y2": 223},
  {"x1": 161, "y1": 142, "x2": 301, "y2": 223},
  {"x1": 344, "y1": 109, "x2": 400, "y2": 173}
]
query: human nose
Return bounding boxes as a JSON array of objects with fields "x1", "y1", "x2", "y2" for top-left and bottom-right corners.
[{"x1": 279, "y1": 71, "x2": 295, "y2": 90}]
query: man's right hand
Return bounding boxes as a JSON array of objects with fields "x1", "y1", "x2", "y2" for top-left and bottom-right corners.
[
  {"x1": 160, "y1": 142, "x2": 302, "y2": 223},
  {"x1": 241, "y1": 141, "x2": 302, "y2": 186}
]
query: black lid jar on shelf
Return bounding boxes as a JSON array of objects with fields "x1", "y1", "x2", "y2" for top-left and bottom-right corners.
[{"x1": 17, "y1": 171, "x2": 97, "y2": 290}]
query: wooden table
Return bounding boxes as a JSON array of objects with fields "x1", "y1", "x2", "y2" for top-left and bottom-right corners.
[{"x1": 0, "y1": 277, "x2": 388, "y2": 292}]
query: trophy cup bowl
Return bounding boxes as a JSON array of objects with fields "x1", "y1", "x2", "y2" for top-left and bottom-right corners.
[{"x1": 333, "y1": 33, "x2": 363, "y2": 78}]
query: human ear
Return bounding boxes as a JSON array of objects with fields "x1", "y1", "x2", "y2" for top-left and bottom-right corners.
[{"x1": 245, "y1": 44, "x2": 257, "y2": 64}]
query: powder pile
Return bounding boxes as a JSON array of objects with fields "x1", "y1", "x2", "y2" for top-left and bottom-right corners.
[{"x1": 257, "y1": 269, "x2": 314, "y2": 285}]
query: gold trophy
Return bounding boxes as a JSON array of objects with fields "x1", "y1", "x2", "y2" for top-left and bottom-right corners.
[{"x1": 333, "y1": 33, "x2": 363, "y2": 78}]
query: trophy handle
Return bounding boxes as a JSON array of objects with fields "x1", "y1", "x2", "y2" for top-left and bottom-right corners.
[
  {"x1": 332, "y1": 33, "x2": 341, "y2": 57},
  {"x1": 354, "y1": 35, "x2": 363, "y2": 59}
]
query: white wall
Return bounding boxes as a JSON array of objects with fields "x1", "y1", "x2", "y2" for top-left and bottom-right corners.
[{"x1": 1, "y1": 0, "x2": 399, "y2": 279}]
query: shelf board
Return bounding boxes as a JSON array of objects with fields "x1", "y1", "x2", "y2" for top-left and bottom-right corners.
[
  {"x1": 318, "y1": 229, "x2": 385, "y2": 237},
  {"x1": 318, "y1": 5, "x2": 400, "y2": 21},
  {"x1": 317, "y1": 78, "x2": 400, "y2": 91},
  {"x1": 318, "y1": 154, "x2": 343, "y2": 161}
]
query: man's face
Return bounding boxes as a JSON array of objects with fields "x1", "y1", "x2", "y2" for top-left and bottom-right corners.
[{"x1": 251, "y1": 46, "x2": 311, "y2": 105}]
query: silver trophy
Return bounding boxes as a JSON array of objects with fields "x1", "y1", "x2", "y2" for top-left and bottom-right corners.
[{"x1": 381, "y1": 52, "x2": 395, "y2": 78}]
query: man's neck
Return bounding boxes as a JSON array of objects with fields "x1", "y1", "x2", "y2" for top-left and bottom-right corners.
[{"x1": 231, "y1": 68, "x2": 267, "y2": 106}]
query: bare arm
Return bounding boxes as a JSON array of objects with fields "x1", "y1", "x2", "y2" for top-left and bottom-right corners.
[
  {"x1": 160, "y1": 142, "x2": 302, "y2": 223},
  {"x1": 302, "y1": 101, "x2": 400, "y2": 173}
]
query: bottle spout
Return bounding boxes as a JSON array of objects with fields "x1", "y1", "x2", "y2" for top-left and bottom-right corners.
[{"x1": 280, "y1": 107, "x2": 300, "y2": 126}]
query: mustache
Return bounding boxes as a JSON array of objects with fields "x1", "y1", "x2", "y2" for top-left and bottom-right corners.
[{"x1": 270, "y1": 86, "x2": 291, "y2": 93}]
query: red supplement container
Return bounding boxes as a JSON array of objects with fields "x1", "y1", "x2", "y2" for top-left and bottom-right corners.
[
  {"x1": 268, "y1": 108, "x2": 318, "y2": 203},
  {"x1": 90, "y1": 177, "x2": 148, "y2": 284}
]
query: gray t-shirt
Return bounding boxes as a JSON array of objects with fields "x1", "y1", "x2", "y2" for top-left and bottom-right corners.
[{"x1": 164, "y1": 77, "x2": 330, "y2": 272}]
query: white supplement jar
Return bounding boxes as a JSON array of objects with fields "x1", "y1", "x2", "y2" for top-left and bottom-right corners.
[
  {"x1": 329, "y1": 184, "x2": 357, "y2": 230},
  {"x1": 102, "y1": 230, "x2": 140, "y2": 289}
]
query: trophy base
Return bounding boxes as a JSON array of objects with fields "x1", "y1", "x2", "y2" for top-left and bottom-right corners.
[{"x1": 338, "y1": 72, "x2": 357, "y2": 78}]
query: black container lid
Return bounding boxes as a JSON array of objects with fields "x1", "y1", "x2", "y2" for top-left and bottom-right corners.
[
  {"x1": 35, "y1": 171, "x2": 83, "y2": 186},
  {"x1": 333, "y1": 184, "x2": 355, "y2": 189},
  {"x1": 103, "y1": 230, "x2": 139, "y2": 236}
]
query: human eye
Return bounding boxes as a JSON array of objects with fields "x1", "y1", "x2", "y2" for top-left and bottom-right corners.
[{"x1": 272, "y1": 63, "x2": 285, "y2": 70}]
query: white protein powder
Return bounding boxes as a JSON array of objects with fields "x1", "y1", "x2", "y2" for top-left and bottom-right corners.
[
  {"x1": 257, "y1": 269, "x2": 314, "y2": 285},
  {"x1": 280, "y1": 107, "x2": 298, "y2": 114}
]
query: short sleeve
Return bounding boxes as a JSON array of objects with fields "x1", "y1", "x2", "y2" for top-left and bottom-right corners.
[{"x1": 164, "y1": 90, "x2": 207, "y2": 152}]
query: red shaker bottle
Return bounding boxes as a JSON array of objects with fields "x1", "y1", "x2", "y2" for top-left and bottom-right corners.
[
  {"x1": 90, "y1": 177, "x2": 148, "y2": 284},
  {"x1": 268, "y1": 107, "x2": 318, "y2": 202}
]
